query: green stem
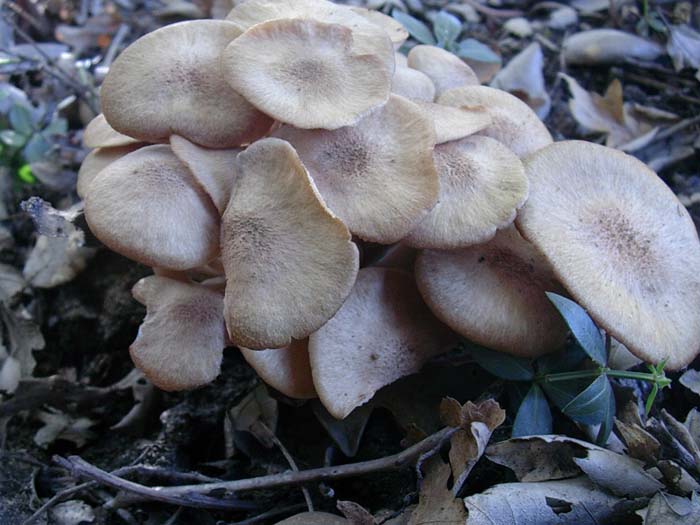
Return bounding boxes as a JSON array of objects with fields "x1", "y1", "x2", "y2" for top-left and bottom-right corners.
[{"x1": 539, "y1": 367, "x2": 671, "y2": 387}]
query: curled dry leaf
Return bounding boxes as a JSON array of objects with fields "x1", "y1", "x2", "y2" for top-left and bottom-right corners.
[
  {"x1": 680, "y1": 369, "x2": 700, "y2": 396},
  {"x1": 642, "y1": 492, "x2": 700, "y2": 525},
  {"x1": 667, "y1": 25, "x2": 700, "y2": 80},
  {"x1": 408, "y1": 455, "x2": 466, "y2": 525},
  {"x1": 274, "y1": 512, "x2": 347, "y2": 525},
  {"x1": 23, "y1": 232, "x2": 95, "y2": 289}
]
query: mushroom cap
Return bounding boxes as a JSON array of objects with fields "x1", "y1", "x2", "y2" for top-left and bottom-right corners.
[
  {"x1": 83, "y1": 114, "x2": 140, "y2": 149},
  {"x1": 170, "y1": 135, "x2": 239, "y2": 215},
  {"x1": 85, "y1": 144, "x2": 220, "y2": 270},
  {"x1": 416, "y1": 101, "x2": 492, "y2": 144},
  {"x1": 221, "y1": 18, "x2": 392, "y2": 129},
  {"x1": 405, "y1": 135, "x2": 528, "y2": 249},
  {"x1": 77, "y1": 144, "x2": 141, "y2": 198},
  {"x1": 222, "y1": 138, "x2": 359, "y2": 350},
  {"x1": 349, "y1": 6, "x2": 408, "y2": 48},
  {"x1": 274, "y1": 95, "x2": 438, "y2": 243},
  {"x1": 130, "y1": 275, "x2": 225, "y2": 391},
  {"x1": 438, "y1": 85, "x2": 553, "y2": 158},
  {"x1": 240, "y1": 339, "x2": 316, "y2": 399},
  {"x1": 515, "y1": 141, "x2": 700, "y2": 369},
  {"x1": 225, "y1": 0, "x2": 395, "y2": 69},
  {"x1": 391, "y1": 66, "x2": 436, "y2": 102},
  {"x1": 407, "y1": 45, "x2": 479, "y2": 96},
  {"x1": 100, "y1": 20, "x2": 273, "y2": 148},
  {"x1": 309, "y1": 267, "x2": 454, "y2": 419},
  {"x1": 415, "y1": 227, "x2": 568, "y2": 357}
]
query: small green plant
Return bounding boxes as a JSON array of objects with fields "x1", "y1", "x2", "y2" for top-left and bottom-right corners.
[
  {"x1": 391, "y1": 9, "x2": 501, "y2": 66},
  {"x1": 470, "y1": 292, "x2": 671, "y2": 445},
  {"x1": 637, "y1": 0, "x2": 667, "y2": 36},
  {"x1": 0, "y1": 88, "x2": 67, "y2": 184}
]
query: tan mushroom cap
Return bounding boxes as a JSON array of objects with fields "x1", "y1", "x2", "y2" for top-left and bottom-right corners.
[
  {"x1": 274, "y1": 95, "x2": 438, "y2": 243},
  {"x1": 241, "y1": 339, "x2": 316, "y2": 399},
  {"x1": 392, "y1": 66, "x2": 436, "y2": 102},
  {"x1": 416, "y1": 101, "x2": 492, "y2": 144},
  {"x1": 222, "y1": 138, "x2": 359, "y2": 350},
  {"x1": 415, "y1": 227, "x2": 568, "y2": 357},
  {"x1": 225, "y1": 0, "x2": 395, "y2": 70},
  {"x1": 405, "y1": 135, "x2": 528, "y2": 249},
  {"x1": 85, "y1": 145, "x2": 219, "y2": 270},
  {"x1": 395, "y1": 51, "x2": 408, "y2": 68},
  {"x1": 83, "y1": 114, "x2": 140, "y2": 149},
  {"x1": 407, "y1": 45, "x2": 479, "y2": 96},
  {"x1": 438, "y1": 86, "x2": 553, "y2": 158},
  {"x1": 100, "y1": 20, "x2": 272, "y2": 148},
  {"x1": 309, "y1": 267, "x2": 454, "y2": 419},
  {"x1": 222, "y1": 19, "x2": 391, "y2": 129},
  {"x1": 170, "y1": 135, "x2": 239, "y2": 215},
  {"x1": 77, "y1": 144, "x2": 141, "y2": 198},
  {"x1": 130, "y1": 275, "x2": 225, "y2": 391},
  {"x1": 349, "y1": 6, "x2": 409, "y2": 48},
  {"x1": 516, "y1": 141, "x2": 700, "y2": 369}
]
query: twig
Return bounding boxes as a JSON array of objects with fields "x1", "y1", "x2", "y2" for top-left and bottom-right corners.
[
  {"x1": 461, "y1": 0, "x2": 523, "y2": 19},
  {"x1": 55, "y1": 427, "x2": 456, "y2": 510},
  {"x1": 652, "y1": 115, "x2": 700, "y2": 143},
  {"x1": 613, "y1": 68, "x2": 700, "y2": 106}
]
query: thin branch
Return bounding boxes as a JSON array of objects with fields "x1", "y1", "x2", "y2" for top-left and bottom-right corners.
[
  {"x1": 461, "y1": 0, "x2": 523, "y2": 19},
  {"x1": 55, "y1": 427, "x2": 456, "y2": 510}
]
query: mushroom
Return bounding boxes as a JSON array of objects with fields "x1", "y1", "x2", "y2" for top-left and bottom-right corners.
[
  {"x1": 415, "y1": 227, "x2": 568, "y2": 357},
  {"x1": 130, "y1": 275, "x2": 226, "y2": 390},
  {"x1": 415, "y1": 101, "x2": 492, "y2": 144},
  {"x1": 84, "y1": 144, "x2": 219, "y2": 270},
  {"x1": 221, "y1": 18, "x2": 392, "y2": 129},
  {"x1": 515, "y1": 141, "x2": 700, "y2": 369},
  {"x1": 309, "y1": 267, "x2": 454, "y2": 419},
  {"x1": 438, "y1": 85, "x2": 553, "y2": 158},
  {"x1": 349, "y1": 6, "x2": 408, "y2": 48},
  {"x1": 407, "y1": 45, "x2": 479, "y2": 97},
  {"x1": 392, "y1": 66, "x2": 436, "y2": 102},
  {"x1": 100, "y1": 20, "x2": 273, "y2": 148},
  {"x1": 222, "y1": 138, "x2": 359, "y2": 349},
  {"x1": 405, "y1": 135, "x2": 528, "y2": 249},
  {"x1": 274, "y1": 95, "x2": 439, "y2": 243},
  {"x1": 83, "y1": 114, "x2": 140, "y2": 148},
  {"x1": 170, "y1": 135, "x2": 240, "y2": 215},
  {"x1": 77, "y1": 144, "x2": 141, "y2": 199},
  {"x1": 240, "y1": 339, "x2": 316, "y2": 399}
]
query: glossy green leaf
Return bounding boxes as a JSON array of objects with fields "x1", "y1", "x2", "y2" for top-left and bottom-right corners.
[
  {"x1": 9, "y1": 104, "x2": 33, "y2": 135},
  {"x1": 392, "y1": 9, "x2": 436, "y2": 45},
  {"x1": 22, "y1": 134, "x2": 51, "y2": 163},
  {"x1": 562, "y1": 374, "x2": 612, "y2": 425},
  {"x1": 536, "y1": 343, "x2": 587, "y2": 374},
  {"x1": 546, "y1": 292, "x2": 607, "y2": 366},
  {"x1": 17, "y1": 164, "x2": 36, "y2": 184},
  {"x1": 541, "y1": 377, "x2": 591, "y2": 410},
  {"x1": 513, "y1": 384, "x2": 552, "y2": 437},
  {"x1": 596, "y1": 390, "x2": 616, "y2": 445},
  {"x1": 43, "y1": 117, "x2": 68, "y2": 137},
  {"x1": 0, "y1": 129, "x2": 28, "y2": 148},
  {"x1": 457, "y1": 39, "x2": 501, "y2": 63},
  {"x1": 433, "y1": 11, "x2": 462, "y2": 48},
  {"x1": 470, "y1": 346, "x2": 534, "y2": 381}
]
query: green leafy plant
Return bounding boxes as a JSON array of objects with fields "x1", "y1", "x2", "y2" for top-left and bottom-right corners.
[
  {"x1": 470, "y1": 292, "x2": 671, "y2": 445},
  {"x1": 391, "y1": 9, "x2": 501, "y2": 66},
  {"x1": 0, "y1": 89, "x2": 67, "y2": 184}
]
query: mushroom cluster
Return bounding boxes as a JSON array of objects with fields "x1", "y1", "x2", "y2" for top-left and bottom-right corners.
[{"x1": 79, "y1": 0, "x2": 700, "y2": 420}]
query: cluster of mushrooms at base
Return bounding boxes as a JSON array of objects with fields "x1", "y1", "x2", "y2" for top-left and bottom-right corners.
[{"x1": 78, "y1": 0, "x2": 700, "y2": 420}]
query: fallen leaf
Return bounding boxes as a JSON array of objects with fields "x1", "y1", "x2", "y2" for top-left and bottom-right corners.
[
  {"x1": 110, "y1": 369, "x2": 158, "y2": 434},
  {"x1": 22, "y1": 231, "x2": 95, "y2": 288},
  {"x1": 562, "y1": 29, "x2": 664, "y2": 65},
  {"x1": 667, "y1": 25, "x2": 700, "y2": 80},
  {"x1": 464, "y1": 477, "x2": 622, "y2": 525},
  {"x1": 227, "y1": 384, "x2": 278, "y2": 453},
  {"x1": 0, "y1": 263, "x2": 25, "y2": 303},
  {"x1": 48, "y1": 500, "x2": 96, "y2": 525},
  {"x1": 614, "y1": 418, "x2": 661, "y2": 463},
  {"x1": 643, "y1": 492, "x2": 700, "y2": 524},
  {"x1": 1, "y1": 305, "x2": 45, "y2": 383},
  {"x1": 680, "y1": 369, "x2": 700, "y2": 396},
  {"x1": 20, "y1": 197, "x2": 82, "y2": 238},
  {"x1": 337, "y1": 500, "x2": 374, "y2": 525},
  {"x1": 275, "y1": 512, "x2": 348, "y2": 524},
  {"x1": 491, "y1": 42, "x2": 550, "y2": 119},
  {"x1": 409, "y1": 455, "x2": 466, "y2": 525},
  {"x1": 656, "y1": 459, "x2": 700, "y2": 494},
  {"x1": 684, "y1": 408, "x2": 700, "y2": 450},
  {"x1": 34, "y1": 408, "x2": 97, "y2": 448}
]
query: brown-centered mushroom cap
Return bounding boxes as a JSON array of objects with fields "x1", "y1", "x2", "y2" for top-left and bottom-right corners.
[
  {"x1": 274, "y1": 95, "x2": 438, "y2": 243},
  {"x1": 221, "y1": 18, "x2": 392, "y2": 129},
  {"x1": 77, "y1": 144, "x2": 141, "y2": 199},
  {"x1": 516, "y1": 141, "x2": 700, "y2": 369},
  {"x1": 83, "y1": 114, "x2": 140, "y2": 149},
  {"x1": 240, "y1": 339, "x2": 316, "y2": 399},
  {"x1": 100, "y1": 20, "x2": 273, "y2": 148},
  {"x1": 405, "y1": 135, "x2": 528, "y2": 249},
  {"x1": 309, "y1": 267, "x2": 454, "y2": 419},
  {"x1": 85, "y1": 144, "x2": 219, "y2": 270},
  {"x1": 416, "y1": 101, "x2": 492, "y2": 144},
  {"x1": 438, "y1": 85, "x2": 553, "y2": 158},
  {"x1": 391, "y1": 66, "x2": 436, "y2": 102},
  {"x1": 170, "y1": 135, "x2": 239, "y2": 215},
  {"x1": 407, "y1": 45, "x2": 479, "y2": 96},
  {"x1": 222, "y1": 138, "x2": 359, "y2": 350},
  {"x1": 130, "y1": 275, "x2": 225, "y2": 390},
  {"x1": 415, "y1": 227, "x2": 568, "y2": 357}
]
